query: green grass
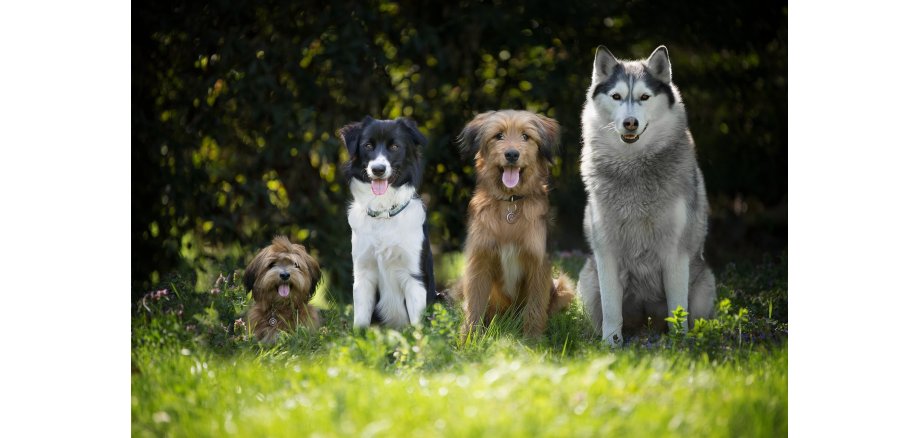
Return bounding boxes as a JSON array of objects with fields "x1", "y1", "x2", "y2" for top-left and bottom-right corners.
[{"x1": 132, "y1": 253, "x2": 787, "y2": 437}]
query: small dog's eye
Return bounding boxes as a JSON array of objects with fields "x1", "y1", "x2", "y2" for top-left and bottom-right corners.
[
  {"x1": 522, "y1": 134, "x2": 529, "y2": 141},
  {"x1": 293, "y1": 262, "x2": 299, "y2": 269},
  {"x1": 389, "y1": 143, "x2": 400, "y2": 151},
  {"x1": 612, "y1": 93, "x2": 621, "y2": 100},
  {"x1": 496, "y1": 132, "x2": 505, "y2": 140},
  {"x1": 640, "y1": 94, "x2": 650, "y2": 101},
  {"x1": 364, "y1": 142, "x2": 374, "y2": 150},
  {"x1": 269, "y1": 262, "x2": 276, "y2": 268}
]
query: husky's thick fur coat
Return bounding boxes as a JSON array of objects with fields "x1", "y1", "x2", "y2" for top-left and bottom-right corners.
[{"x1": 578, "y1": 45, "x2": 715, "y2": 347}]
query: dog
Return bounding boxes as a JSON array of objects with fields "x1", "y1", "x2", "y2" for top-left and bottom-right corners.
[
  {"x1": 338, "y1": 116, "x2": 437, "y2": 329},
  {"x1": 243, "y1": 236, "x2": 323, "y2": 343},
  {"x1": 453, "y1": 110, "x2": 575, "y2": 339},
  {"x1": 577, "y1": 45, "x2": 716, "y2": 347}
]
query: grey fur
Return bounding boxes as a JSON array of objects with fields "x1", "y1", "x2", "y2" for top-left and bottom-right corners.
[{"x1": 578, "y1": 45, "x2": 715, "y2": 346}]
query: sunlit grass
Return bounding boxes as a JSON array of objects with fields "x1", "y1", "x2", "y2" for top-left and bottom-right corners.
[{"x1": 132, "y1": 254, "x2": 787, "y2": 437}]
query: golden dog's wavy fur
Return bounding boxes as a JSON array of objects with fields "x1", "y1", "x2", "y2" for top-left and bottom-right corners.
[
  {"x1": 453, "y1": 110, "x2": 575, "y2": 338},
  {"x1": 244, "y1": 236, "x2": 322, "y2": 342}
]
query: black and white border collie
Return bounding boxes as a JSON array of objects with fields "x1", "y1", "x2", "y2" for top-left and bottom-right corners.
[{"x1": 338, "y1": 116, "x2": 437, "y2": 328}]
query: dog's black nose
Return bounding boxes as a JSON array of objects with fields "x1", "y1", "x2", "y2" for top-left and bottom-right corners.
[
  {"x1": 280, "y1": 272, "x2": 290, "y2": 281},
  {"x1": 371, "y1": 164, "x2": 386, "y2": 176},
  {"x1": 623, "y1": 117, "x2": 639, "y2": 132},
  {"x1": 504, "y1": 150, "x2": 520, "y2": 163}
]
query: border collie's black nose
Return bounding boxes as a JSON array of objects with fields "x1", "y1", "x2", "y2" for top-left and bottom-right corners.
[
  {"x1": 623, "y1": 117, "x2": 639, "y2": 132},
  {"x1": 504, "y1": 150, "x2": 520, "y2": 163},
  {"x1": 371, "y1": 164, "x2": 386, "y2": 176},
  {"x1": 280, "y1": 272, "x2": 290, "y2": 281}
]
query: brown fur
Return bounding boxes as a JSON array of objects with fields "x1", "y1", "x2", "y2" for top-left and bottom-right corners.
[
  {"x1": 454, "y1": 110, "x2": 576, "y2": 339},
  {"x1": 243, "y1": 236, "x2": 322, "y2": 343}
]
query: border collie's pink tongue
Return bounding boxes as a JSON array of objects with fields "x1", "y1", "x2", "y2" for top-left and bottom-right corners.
[
  {"x1": 502, "y1": 167, "x2": 520, "y2": 188},
  {"x1": 371, "y1": 179, "x2": 389, "y2": 196},
  {"x1": 278, "y1": 284, "x2": 290, "y2": 297}
]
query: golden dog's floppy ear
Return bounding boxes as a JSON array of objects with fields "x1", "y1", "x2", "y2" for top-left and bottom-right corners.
[
  {"x1": 243, "y1": 246, "x2": 270, "y2": 296},
  {"x1": 292, "y1": 243, "x2": 322, "y2": 300},
  {"x1": 338, "y1": 115, "x2": 374, "y2": 158},
  {"x1": 457, "y1": 111, "x2": 495, "y2": 158},
  {"x1": 533, "y1": 114, "x2": 561, "y2": 161}
]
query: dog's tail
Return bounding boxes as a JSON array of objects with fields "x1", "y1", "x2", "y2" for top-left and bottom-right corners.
[{"x1": 549, "y1": 273, "x2": 576, "y2": 316}]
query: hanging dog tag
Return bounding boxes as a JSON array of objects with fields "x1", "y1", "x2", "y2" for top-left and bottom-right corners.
[{"x1": 506, "y1": 202, "x2": 519, "y2": 224}]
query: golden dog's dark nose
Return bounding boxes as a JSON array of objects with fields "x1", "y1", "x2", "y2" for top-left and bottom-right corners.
[
  {"x1": 280, "y1": 271, "x2": 290, "y2": 280},
  {"x1": 504, "y1": 149, "x2": 520, "y2": 163}
]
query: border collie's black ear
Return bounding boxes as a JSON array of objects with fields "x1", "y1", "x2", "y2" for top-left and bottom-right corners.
[
  {"x1": 396, "y1": 117, "x2": 427, "y2": 147},
  {"x1": 338, "y1": 115, "x2": 374, "y2": 157},
  {"x1": 534, "y1": 114, "x2": 561, "y2": 161},
  {"x1": 457, "y1": 111, "x2": 494, "y2": 158}
]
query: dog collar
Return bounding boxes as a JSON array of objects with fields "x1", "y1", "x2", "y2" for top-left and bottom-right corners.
[
  {"x1": 367, "y1": 197, "x2": 413, "y2": 219},
  {"x1": 498, "y1": 195, "x2": 526, "y2": 202}
]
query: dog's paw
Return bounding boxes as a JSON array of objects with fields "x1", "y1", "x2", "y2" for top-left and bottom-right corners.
[{"x1": 603, "y1": 331, "x2": 624, "y2": 348}]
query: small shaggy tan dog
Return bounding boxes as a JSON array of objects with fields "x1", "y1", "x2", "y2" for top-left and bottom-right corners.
[
  {"x1": 453, "y1": 110, "x2": 575, "y2": 339},
  {"x1": 243, "y1": 236, "x2": 322, "y2": 342}
]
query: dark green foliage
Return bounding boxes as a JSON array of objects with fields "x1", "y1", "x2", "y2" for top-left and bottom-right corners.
[{"x1": 132, "y1": 0, "x2": 787, "y2": 301}]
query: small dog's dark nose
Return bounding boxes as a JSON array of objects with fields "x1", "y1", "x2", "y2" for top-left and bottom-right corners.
[
  {"x1": 623, "y1": 117, "x2": 639, "y2": 132},
  {"x1": 280, "y1": 271, "x2": 290, "y2": 281},
  {"x1": 504, "y1": 150, "x2": 520, "y2": 163},
  {"x1": 371, "y1": 164, "x2": 386, "y2": 176}
]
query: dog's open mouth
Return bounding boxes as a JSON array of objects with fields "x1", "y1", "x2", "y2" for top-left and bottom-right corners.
[
  {"x1": 278, "y1": 283, "x2": 290, "y2": 297},
  {"x1": 501, "y1": 167, "x2": 521, "y2": 188},
  {"x1": 620, "y1": 123, "x2": 649, "y2": 144},
  {"x1": 370, "y1": 178, "x2": 389, "y2": 196}
]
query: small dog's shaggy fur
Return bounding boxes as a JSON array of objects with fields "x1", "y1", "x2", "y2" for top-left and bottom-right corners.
[
  {"x1": 243, "y1": 236, "x2": 322, "y2": 342},
  {"x1": 453, "y1": 110, "x2": 575, "y2": 338}
]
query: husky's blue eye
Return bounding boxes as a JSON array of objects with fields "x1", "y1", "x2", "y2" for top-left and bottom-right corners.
[
  {"x1": 389, "y1": 143, "x2": 400, "y2": 151},
  {"x1": 612, "y1": 93, "x2": 621, "y2": 100},
  {"x1": 640, "y1": 94, "x2": 650, "y2": 101},
  {"x1": 496, "y1": 132, "x2": 505, "y2": 140}
]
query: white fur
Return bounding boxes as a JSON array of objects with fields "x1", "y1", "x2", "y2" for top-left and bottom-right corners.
[
  {"x1": 499, "y1": 244, "x2": 522, "y2": 300},
  {"x1": 348, "y1": 180, "x2": 427, "y2": 328},
  {"x1": 662, "y1": 199, "x2": 690, "y2": 330},
  {"x1": 366, "y1": 154, "x2": 392, "y2": 179},
  {"x1": 588, "y1": 200, "x2": 625, "y2": 346}
]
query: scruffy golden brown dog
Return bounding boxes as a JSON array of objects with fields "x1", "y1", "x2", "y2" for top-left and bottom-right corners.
[
  {"x1": 453, "y1": 110, "x2": 575, "y2": 339},
  {"x1": 243, "y1": 236, "x2": 322, "y2": 342}
]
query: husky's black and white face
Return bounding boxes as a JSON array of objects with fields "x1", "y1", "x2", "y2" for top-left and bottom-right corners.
[
  {"x1": 588, "y1": 45, "x2": 681, "y2": 146},
  {"x1": 339, "y1": 116, "x2": 427, "y2": 196}
]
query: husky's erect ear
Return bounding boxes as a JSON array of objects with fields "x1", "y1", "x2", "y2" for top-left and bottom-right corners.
[
  {"x1": 338, "y1": 115, "x2": 374, "y2": 158},
  {"x1": 457, "y1": 111, "x2": 495, "y2": 157},
  {"x1": 533, "y1": 114, "x2": 561, "y2": 161},
  {"x1": 647, "y1": 45, "x2": 672, "y2": 84},
  {"x1": 396, "y1": 117, "x2": 428, "y2": 147},
  {"x1": 593, "y1": 45, "x2": 618, "y2": 83}
]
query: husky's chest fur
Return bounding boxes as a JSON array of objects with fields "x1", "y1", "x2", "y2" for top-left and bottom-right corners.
[{"x1": 583, "y1": 141, "x2": 698, "y2": 301}]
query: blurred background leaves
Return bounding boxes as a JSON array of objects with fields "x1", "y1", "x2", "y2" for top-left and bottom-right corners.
[{"x1": 132, "y1": 0, "x2": 787, "y2": 302}]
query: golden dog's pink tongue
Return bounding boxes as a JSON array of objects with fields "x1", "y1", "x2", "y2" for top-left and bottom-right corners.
[
  {"x1": 502, "y1": 167, "x2": 520, "y2": 188},
  {"x1": 371, "y1": 179, "x2": 389, "y2": 196},
  {"x1": 278, "y1": 284, "x2": 290, "y2": 297}
]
